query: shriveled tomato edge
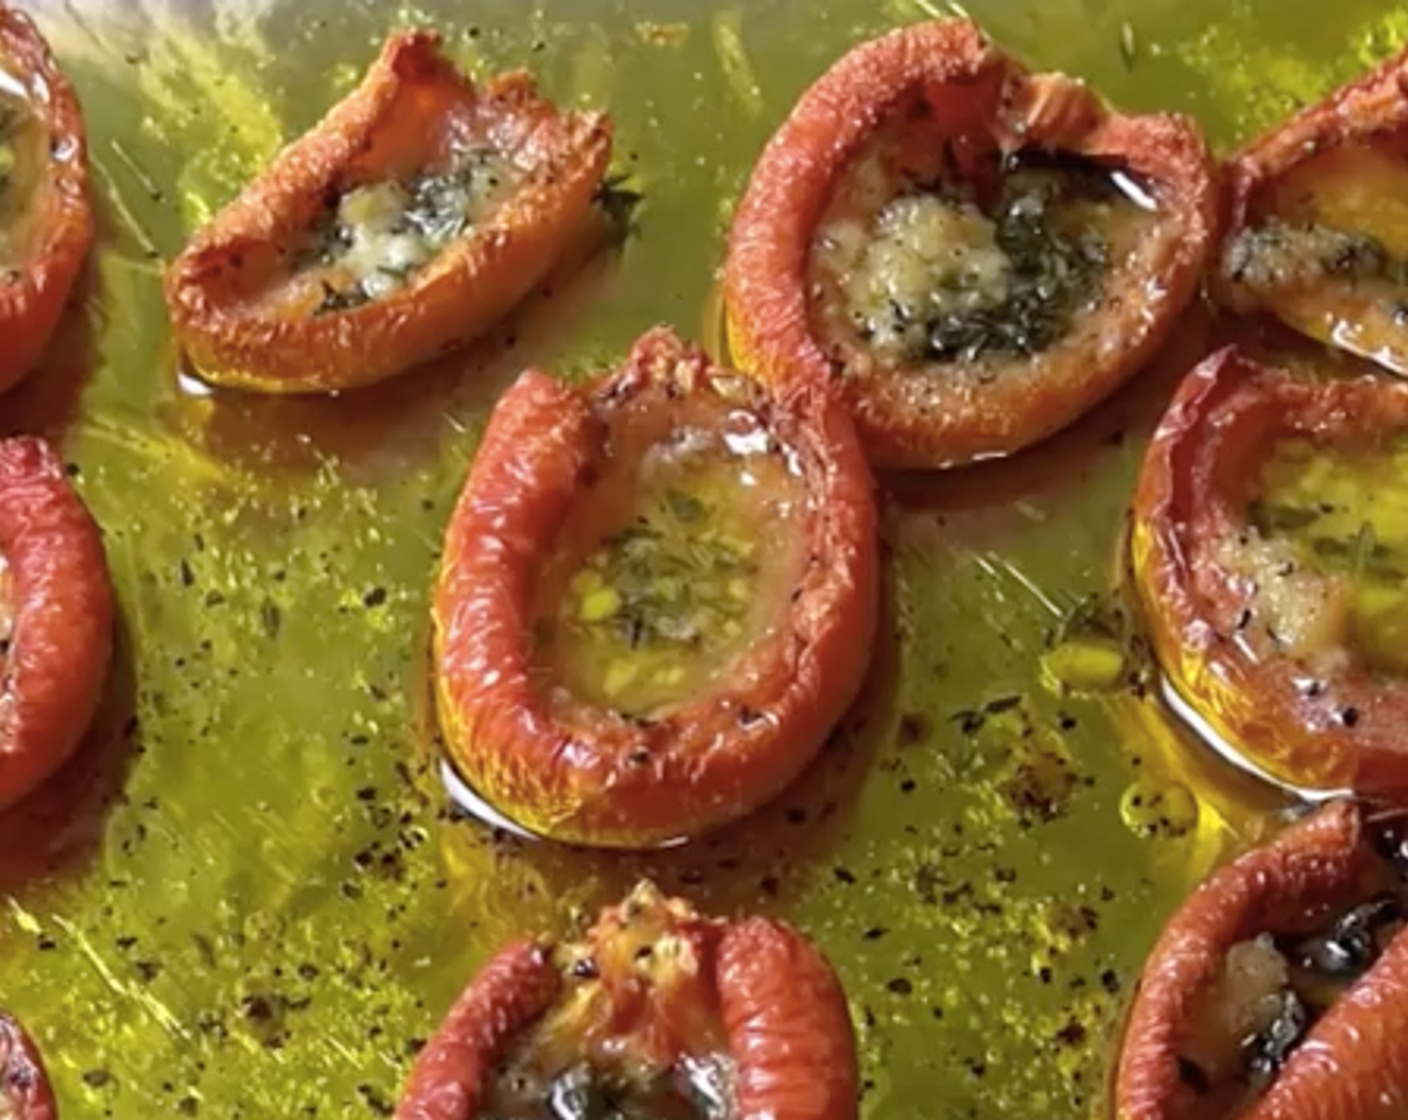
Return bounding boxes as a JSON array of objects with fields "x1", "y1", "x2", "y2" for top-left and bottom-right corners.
[
  {"x1": 1131, "y1": 344, "x2": 1408, "y2": 796},
  {"x1": 1113, "y1": 800, "x2": 1408, "y2": 1120},
  {"x1": 717, "y1": 917, "x2": 858, "y2": 1120},
  {"x1": 1219, "y1": 38, "x2": 1408, "y2": 309},
  {"x1": 722, "y1": 17, "x2": 1218, "y2": 470},
  {"x1": 432, "y1": 325, "x2": 879, "y2": 848},
  {"x1": 0, "y1": 1009, "x2": 56, "y2": 1120},
  {"x1": 164, "y1": 29, "x2": 613, "y2": 395},
  {"x1": 393, "y1": 939, "x2": 560, "y2": 1120},
  {"x1": 0, "y1": 436, "x2": 113, "y2": 810},
  {"x1": 0, "y1": 4, "x2": 95, "y2": 396}
]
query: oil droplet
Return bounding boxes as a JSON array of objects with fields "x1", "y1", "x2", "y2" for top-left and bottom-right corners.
[{"x1": 1120, "y1": 776, "x2": 1198, "y2": 839}]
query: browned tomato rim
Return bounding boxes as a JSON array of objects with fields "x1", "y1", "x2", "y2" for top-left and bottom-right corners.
[
  {"x1": 1219, "y1": 37, "x2": 1408, "y2": 305},
  {"x1": 0, "y1": 1009, "x2": 56, "y2": 1120},
  {"x1": 1115, "y1": 800, "x2": 1408, "y2": 1120},
  {"x1": 393, "y1": 884, "x2": 858, "y2": 1120},
  {"x1": 0, "y1": 2, "x2": 94, "y2": 396},
  {"x1": 723, "y1": 17, "x2": 1217, "y2": 470},
  {"x1": 0, "y1": 436, "x2": 114, "y2": 810},
  {"x1": 1131, "y1": 344, "x2": 1408, "y2": 797},
  {"x1": 164, "y1": 29, "x2": 612, "y2": 394},
  {"x1": 432, "y1": 326, "x2": 878, "y2": 849}
]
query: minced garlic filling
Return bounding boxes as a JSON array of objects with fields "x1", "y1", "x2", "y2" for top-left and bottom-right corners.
[
  {"x1": 1225, "y1": 434, "x2": 1408, "y2": 678},
  {"x1": 537, "y1": 419, "x2": 809, "y2": 719},
  {"x1": 1216, "y1": 529, "x2": 1353, "y2": 669},
  {"x1": 304, "y1": 146, "x2": 521, "y2": 312},
  {"x1": 815, "y1": 194, "x2": 1013, "y2": 359}
]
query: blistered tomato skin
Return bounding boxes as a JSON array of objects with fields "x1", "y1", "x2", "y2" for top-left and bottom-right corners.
[
  {"x1": 1131, "y1": 346, "x2": 1408, "y2": 797},
  {"x1": 1116, "y1": 801, "x2": 1408, "y2": 1120},
  {"x1": 394, "y1": 884, "x2": 859, "y2": 1120},
  {"x1": 164, "y1": 30, "x2": 612, "y2": 394},
  {"x1": 0, "y1": 1010, "x2": 55, "y2": 1120},
  {"x1": 0, "y1": 437, "x2": 113, "y2": 811},
  {"x1": 718, "y1": 918, "x2": 858, "y2": 1120},
  {"x1": 723, "y1": 18, "x2": 1217, "y2": 470},
  {"x1": 432, "y1": 327, "x2": 879, "y2": 849},
  {"x1": 0, "y1": 4, "x2": 94, "y2": 396},
  {"x1": 393, "y1": 940, "x2": 560, "y2": 1120}
]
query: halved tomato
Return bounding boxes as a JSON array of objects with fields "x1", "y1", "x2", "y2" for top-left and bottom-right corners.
[
  {"x1": 0, "y1": 436, "x2": 113, "y2": 810},
  {"x1": 432, "y1": 326, "x2": 878, "y2": 848},
  {"x1": 0, "y1": 3, "x2": 94, "y2": 396},
  {"x1": 1218, "y1": 41, "x2": 1408, "y2": 375},
  {"x1": 164, "y1": 29, "x2": 613, "y2": 394},
  {"x1": 1116, "y1": 800, "x2": 1408, "y2": 1120},
  {"x1": 1131, "y1": 345, "x2": 1408, "y2": 797},
  {"x1": 0, "y1": 1009, "x2": 55, "y2": 1120},
  {"x1": 394, "y1": 881, "x2": 857, "y2": 1120},
  {"x1": 723, "y1": 18, "x2": 1217, "y2": 470}
]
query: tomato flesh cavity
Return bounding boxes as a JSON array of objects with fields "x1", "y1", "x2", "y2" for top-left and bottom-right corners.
[
  {"x1": 809, "y1": 110, "x2": 1158, "y2": 381},
  {"x1": 533, "y1": 396, "x2": 810, "y2": 720},
  {"x1": 1219, "y1": 41, "x2": 1408, "y2": 376}
]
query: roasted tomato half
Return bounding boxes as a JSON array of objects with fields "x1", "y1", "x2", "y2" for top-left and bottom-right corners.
[
  {"x1": 432, "y1": 327, "x2": 878, "y2": 848},
  {"x1": 0, "y1": 1009, "x2": 55, "y2": 1120},
  {"x1": 722, "y1": 18, "x2": 1217, "y2": 470},
  {"x1": 1116, "y1": 800, "x2": 1408, "y2": 1120},
  {"x1": 1132, "y1": 345, "x2": 1408, "y2": 797},
  {"x1": 164, "y1": 29, "x2": 612, "y2": 394},
  {"x1": 394, "y1": 881, "x2": 857, "y2": 1120},
  {"x1": 0, "y1": 3, "x2": 94, "y2": 396},
  {"x1": 0, "y1": 437, "x2": 113, "y2": 810},
  {"x1": 1218, "y1": 41, "x2": 1408, "y2": 376}
]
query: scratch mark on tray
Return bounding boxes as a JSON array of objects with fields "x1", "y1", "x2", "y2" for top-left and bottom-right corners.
[{"x1": 53, "y1": 915, "x2": 193, "y2": 1042}]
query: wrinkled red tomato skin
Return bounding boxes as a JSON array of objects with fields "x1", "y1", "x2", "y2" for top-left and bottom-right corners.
[
  {"x1": 0, "y1": 437, "x2": 112, "y2": 810},
  {"x1": 393, "y1": 940, "x2": 560, "y2": 1120},
  {"x1": 0, "y1": 4, "x2": 94, "y2": 395},
  {"x1": 1131, "y1": 346, "x2": 1408, "y2": 796},
  {"x1": 433, "y1": 327, "x2": 879, "y2": 848},
  {"x1": 0, "y1": 1010, "x2": 56, "y2": 1120},
  {"x1": 1116, "y1": 802, "x2": 1374, "y2": 1120},
  {"x1": 724, "y1": 18, "x2": 1217, "y2": 469},
  {"x1": 718, "y1": 917, "x2": 858, "y2": 1120},
  {"x1": 164, "y1": 30, "x2": 611, "y2": 394}
]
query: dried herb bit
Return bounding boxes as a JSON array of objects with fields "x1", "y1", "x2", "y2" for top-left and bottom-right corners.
[
  {"x1": 593, "y1": 173, "x2": 645, "y2": 245},
  {"x1": 1226, "y1": 220, "x2": 1408, "y2": 290},
  {"x1": 304, "y1": 146, "x2": 516, "y2": 314},
  {"x1": 566, "y1": 490, "x2": 757, "y2": 667}
]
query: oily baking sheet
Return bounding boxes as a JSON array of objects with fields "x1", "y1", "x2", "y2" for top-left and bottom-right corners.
[{"x1": 3, "y1": 0, "x2": 1405, "y2": 1115}]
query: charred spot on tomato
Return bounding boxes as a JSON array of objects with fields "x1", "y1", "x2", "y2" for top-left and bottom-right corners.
[
  {"x1": 807, "y1": 107, "x2": 1157, "y2": 376},
  {"x1": 300, "y1": 146, "x2": 524, "y2": 315},
  {"x1": 533, "y1": 410, "x2": 810, "y2": 719},
  {"x1": 482, "y1": 884, "x2": 736, "y2": 1120}
]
